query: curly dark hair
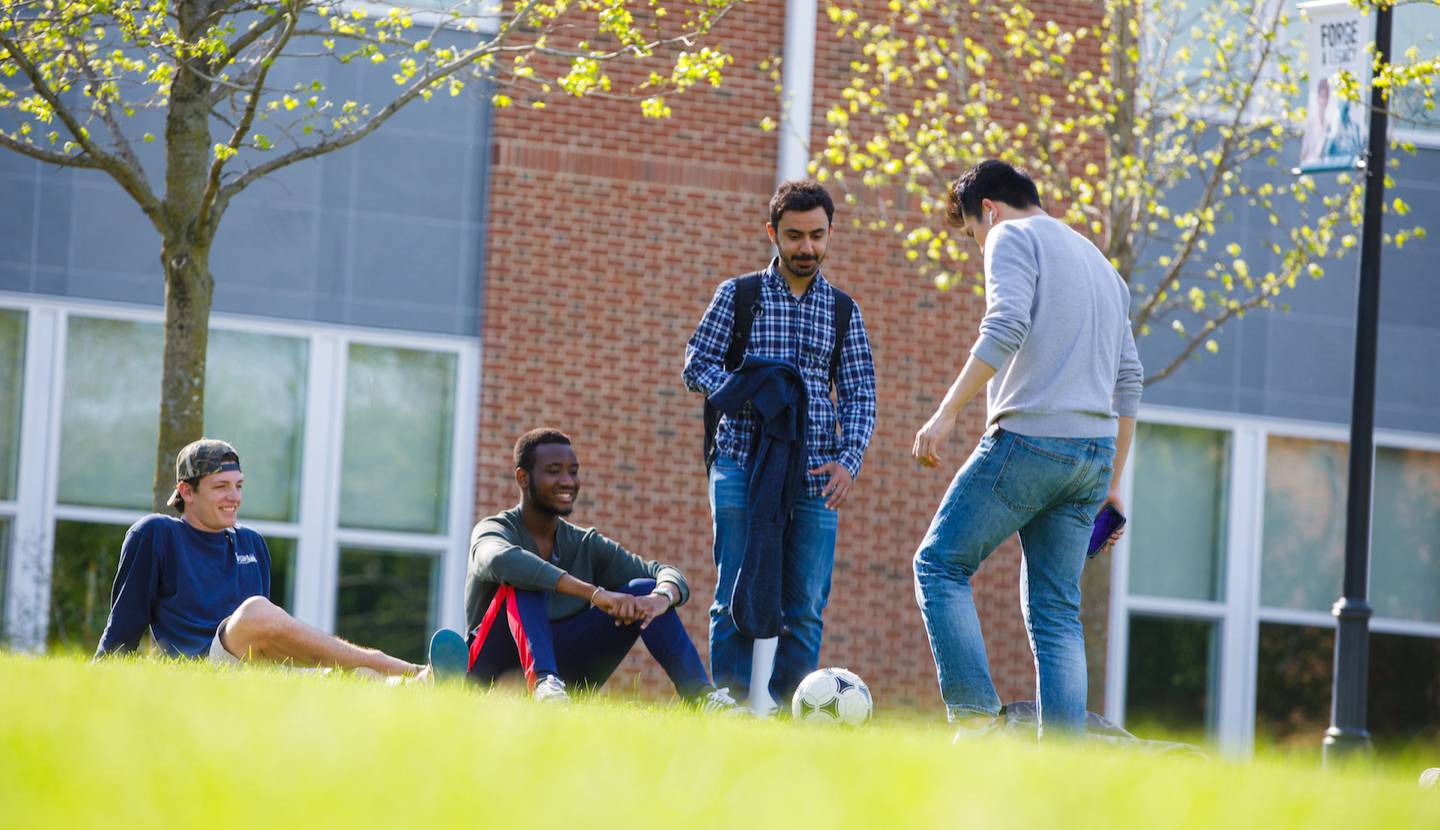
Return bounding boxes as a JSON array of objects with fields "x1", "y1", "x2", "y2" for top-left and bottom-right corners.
[
  {"x1": 944, "y1": 160, "x2": 1042, "y2": 227},
  {"x1": 513, "y1": 428, "x2": 572, "y2": 472},
  {"x1": 769, "y1": 179, "x2": 834, "y2": 228}
]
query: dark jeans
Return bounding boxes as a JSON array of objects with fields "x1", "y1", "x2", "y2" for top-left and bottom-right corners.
[{"x1": 466, "y1": 577, "x2": 711, "y2": 698}]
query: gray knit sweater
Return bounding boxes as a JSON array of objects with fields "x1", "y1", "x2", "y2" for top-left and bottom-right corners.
[{"x1": 970, "y1": 214, "x2": 1143, "y2": 438}]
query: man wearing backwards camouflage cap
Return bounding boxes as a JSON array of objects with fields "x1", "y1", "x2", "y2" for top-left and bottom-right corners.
[{"x1": 96, "y1": 438, "x2": 466, "y2": 680}]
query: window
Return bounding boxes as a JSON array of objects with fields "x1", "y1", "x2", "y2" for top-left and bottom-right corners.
[
  {"x1": 335, "y1": 546, "x2": 440, "y2": 665},
  {"x1": 1370, "y1": 447, "x2": 1440, "y2": 623},
  {"x1": 1391, "y1": 2, "x2": 1440, "y2": 135},
  {"x1": 1255, "y1": 623, "x2": 1440, "y2": 751},
  {"x1": 57, "y1": 318, "x2": 160, "y2": 510},
  {"x1": 204, "y1": 330, "x2": 309, "y2": 523},
  {"x1": 0, "y1": 308, "x2": 23, "y2": 502},
  {"x1": 48, "y1": 521, "x2": 130, "y2": 654},
  {"x1": 1130, "y1": 424, "x2": 1230, "y2": 602},
  {"x1": 57, "y1": 318, "x2": 309, "y2": 516},
  {"x1": 1260, "y1": 436, "x2": 1346, "y2": 613},
  {"x1": 1125, "y1": 614, "x2": 1220, "y2": 738},
  {"x1": 1261, "y1": 438, "x2": 1440, "y2": 622},
  {"x1": 340, "y1": 344, "x2": 456, "y2": 534}
]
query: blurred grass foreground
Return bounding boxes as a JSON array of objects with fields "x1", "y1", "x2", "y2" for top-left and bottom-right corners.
[{"x1": 2, "y1": 653, "x2": 1436, "y2": 829}]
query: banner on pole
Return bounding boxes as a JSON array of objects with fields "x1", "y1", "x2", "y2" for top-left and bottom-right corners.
[{"x1": 1298, "y1": 1, "x2": 1371, "y2": 172}]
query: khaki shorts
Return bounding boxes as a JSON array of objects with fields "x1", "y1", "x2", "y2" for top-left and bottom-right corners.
[
  {"x1": 205, "y1": 617, "x2": 324, "y2": 674},
  {"x1": 207, "y1": 619, "x2": 242, "y2": 665}
]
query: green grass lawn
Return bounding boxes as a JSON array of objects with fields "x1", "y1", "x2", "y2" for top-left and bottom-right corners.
[{"x1": 3, "y1": 652, "x2": 1435, "y2": 829}]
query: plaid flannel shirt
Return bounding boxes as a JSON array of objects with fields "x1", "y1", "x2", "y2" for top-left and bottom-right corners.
[{"x1": 683, "y1": 259, "x2": 878, "y2": 497}]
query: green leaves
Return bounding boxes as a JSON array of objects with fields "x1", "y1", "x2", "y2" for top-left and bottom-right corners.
[
  {"x1": 1, "y1": 0, "x2": 740, "y2": 188},
  {"x1": 813, "y1": 0, "x2": 1428, "y2": 384}
]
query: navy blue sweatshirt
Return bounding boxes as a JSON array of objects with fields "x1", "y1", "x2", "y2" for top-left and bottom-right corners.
[
  {"x1": 95, "y1": 514, "x2": 271, "y2": 658},
  {"x1": 708, "y1": 355, "x2": 809, "y2": 639}
]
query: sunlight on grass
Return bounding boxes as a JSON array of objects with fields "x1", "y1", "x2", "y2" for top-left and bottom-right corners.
[{"x1": 2, "y1": 653, "x2": 1436, "y2": 829}]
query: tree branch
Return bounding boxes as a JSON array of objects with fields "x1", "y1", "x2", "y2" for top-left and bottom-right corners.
[
  {"x1": 213, "y1": 8, "x2": 291, "y2": 75},
  {"x1": 0, "y1": 31, "x2": 162, "y2": 221},
  {"x1": 71, "y1": 34, "x2": 150, "y2": 184},
  {"x1": 1132, "y1": 0, "x2": 1281, "y2": 331},
  {"x1": 0, "y1": 130, "x2": 103, "y2": 168},
  {"x1": 199, "y1": 5, "x2": 298, "y2": 233}
]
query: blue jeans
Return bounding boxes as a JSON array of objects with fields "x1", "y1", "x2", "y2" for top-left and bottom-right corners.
[
  {"x1": 466, "y1": 578, "x2": 712, "y2": 698},
  {"x1": 913, "y1": 428, "x2": 1114, "y2": 737},
  {"x1": 709, "y1": 455, "x2": 839, "y2": 702}
]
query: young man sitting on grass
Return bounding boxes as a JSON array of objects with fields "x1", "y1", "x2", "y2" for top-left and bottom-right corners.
[
  {"x1": 465, "y1": 428, "x2": 739, "y2": 711},
  {"x1": 95, "y1": 438, "x2": 467, "y2": 681}
]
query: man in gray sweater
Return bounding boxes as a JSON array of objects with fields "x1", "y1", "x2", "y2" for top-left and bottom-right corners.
[{"x1": 910, "y1": 160, "x2": 1143, "y2": 739}]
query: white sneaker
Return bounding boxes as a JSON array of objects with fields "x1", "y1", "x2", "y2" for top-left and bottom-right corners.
[
  {"x1": 696, "y1": 686, "x2": 745, "y2": 715},
  {"x1": 951, "y1": 712, "x2": 1000, "y2": 745},
  {"x1": 533, "y1": 674, "x2": 569, "y2": 704}
]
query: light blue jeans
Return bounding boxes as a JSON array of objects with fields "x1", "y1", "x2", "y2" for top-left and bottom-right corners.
[
  {"x1": 913, "y1": 427, "x2": 1114, "y2": 737},
  {"x1": 709, "y1": 455, "x2": 839, "y2": 703}
]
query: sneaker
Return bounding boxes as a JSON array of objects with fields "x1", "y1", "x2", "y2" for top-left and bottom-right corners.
[
  {"x1": 951, "y1": 712, "x2": 1000, "y2": 745},
  {"x1": 427, "y1": 628, "x2": 468, "y2": 683},
  {"x1": 694, "y1": 686, "x2": 745, "y2": 715},
  {"x1": 533, "y1": 674, "x2": 569, "y2": 704}
]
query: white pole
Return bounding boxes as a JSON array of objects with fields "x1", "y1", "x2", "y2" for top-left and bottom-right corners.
[
  {"x1": 776, "y1": 0, "x2": 817, "y2": 184},
  {"x1": 749, "y1": 0, "x2": 818, "y2": 717}
]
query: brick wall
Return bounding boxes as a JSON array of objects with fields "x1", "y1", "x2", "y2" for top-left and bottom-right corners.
[{"x1": 476, "y1": 0, "x2": 1102, "y2": 715}]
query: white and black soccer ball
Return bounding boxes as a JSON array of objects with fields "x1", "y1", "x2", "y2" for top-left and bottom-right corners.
[{"x1": 791, "y1": 667, "x2": 873, "y2": 726}]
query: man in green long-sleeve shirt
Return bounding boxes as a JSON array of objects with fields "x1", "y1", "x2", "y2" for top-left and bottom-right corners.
[{"x1": 465, "y1": 427, "x2": 739, "y2": 711}]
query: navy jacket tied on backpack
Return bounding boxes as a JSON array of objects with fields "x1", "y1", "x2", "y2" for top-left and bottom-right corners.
[{"x1": 707, "y1": 355, "x2": 808, "y2": 639}]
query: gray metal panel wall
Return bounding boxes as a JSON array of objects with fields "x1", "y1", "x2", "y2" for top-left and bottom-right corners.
[
  {"x1": 0, "y1": 23, "x2": 491, "y2": 338},
  {"x1": 1138, "y1": 145, "x2": 1440, "y2": 436}
]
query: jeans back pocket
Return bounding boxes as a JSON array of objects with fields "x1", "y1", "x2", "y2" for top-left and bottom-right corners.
[{"x1": 992, "y1": 435, "x2": 1082, "y2": 513}]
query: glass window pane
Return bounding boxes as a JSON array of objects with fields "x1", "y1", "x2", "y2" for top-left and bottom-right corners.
[
  {"x1": 1255, "y1": 623, "x2": 1440, "y2": 751},
  {"x1": 204, "y1": 330, "x2": 308, "y2": 522},
  {"x1": 1261, "y1": 437, "x2": 1347, "y2": 612},
  {"x1": 1128, "y1": 424, "x2": 1229, "y2": 601},
  {"x1": 339, "y1": 345, "x2": 455, "y2": 533},
  {"x1": 0, "y1": 516, "x2": 10, "y2": 641},
  {"x1": 60, "y1": 318, "x2": 309, "y2": 516},
  {"x1": 335, "y1": 546, "x2": 438, "y2": 665},
  {"x1": 49, "y1": 521, "x2": 131, "y2": 654},
  {"x1": 0, "y1": 309, "x2": 25, "y2": 501},
  {"x1": 58, "y1": 318, "x2": 161, "y2": 510},
  {"x1": 1372, "y1": 447, "x2": 1440, "y2": 623},
  {"x1": 1392, "y1": 3, "x2": 1440, "y2": 132},
  {"x1": 1124, "y1": 614, "x2": 1219, "y2": 738},
  {"x1": 266, "y1": 536, "x2": 297, "y2": 614}
]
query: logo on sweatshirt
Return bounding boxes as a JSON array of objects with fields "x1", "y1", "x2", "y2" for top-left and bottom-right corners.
[{"x1": 235, "y1": 553, "x2": 258, "y2": 565}]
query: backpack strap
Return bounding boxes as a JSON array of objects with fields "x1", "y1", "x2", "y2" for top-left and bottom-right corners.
[
  {"x1": 829, "y1": 285, "x2": 855, "y2": 387},
  {"x1": 726, "y1": 272, "x2": 764, "y2": 371},
  {"x1": 705, "y1": 272, "x2": 765, "y2": 468}
]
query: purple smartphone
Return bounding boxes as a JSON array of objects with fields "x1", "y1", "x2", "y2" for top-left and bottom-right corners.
[{"x1": 1087, "y1": 505, "x2": 1126, "y2": 558}]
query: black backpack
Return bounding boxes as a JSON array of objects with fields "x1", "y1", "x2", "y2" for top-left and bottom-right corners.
[{"x1": 702, "y1": 271, "x2": 855, "y2": 468}]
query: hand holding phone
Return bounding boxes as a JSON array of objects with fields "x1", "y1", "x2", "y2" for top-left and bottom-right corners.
[{"x1": 1087, "y1": 504, "x2": 1127, "y2": 558}]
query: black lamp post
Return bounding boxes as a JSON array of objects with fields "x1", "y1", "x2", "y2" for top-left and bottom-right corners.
[{"x1": 1322, "y1": 1, "x2": 1393, "y2": 764}]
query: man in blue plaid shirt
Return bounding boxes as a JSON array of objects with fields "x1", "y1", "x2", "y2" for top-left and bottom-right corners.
[{"x1": 683, "y1": 180, "x2": 877, "y2": 712}]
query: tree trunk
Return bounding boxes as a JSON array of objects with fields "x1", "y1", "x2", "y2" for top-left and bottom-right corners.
[
  {"x1": 149, "y1": 0, "x2": 217, "y2": 513},
  {"x1": 150, "y1": 242, "x2": 214, "y2": 512}
]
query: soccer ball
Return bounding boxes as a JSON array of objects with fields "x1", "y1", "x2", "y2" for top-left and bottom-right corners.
[{"x1": 791, "y1": 667, "x2": 873, "y2": 726}]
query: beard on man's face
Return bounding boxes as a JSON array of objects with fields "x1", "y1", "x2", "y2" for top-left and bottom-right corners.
[{"x1": 527, "y1": 478, "x2": 574, "y2": 516}]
